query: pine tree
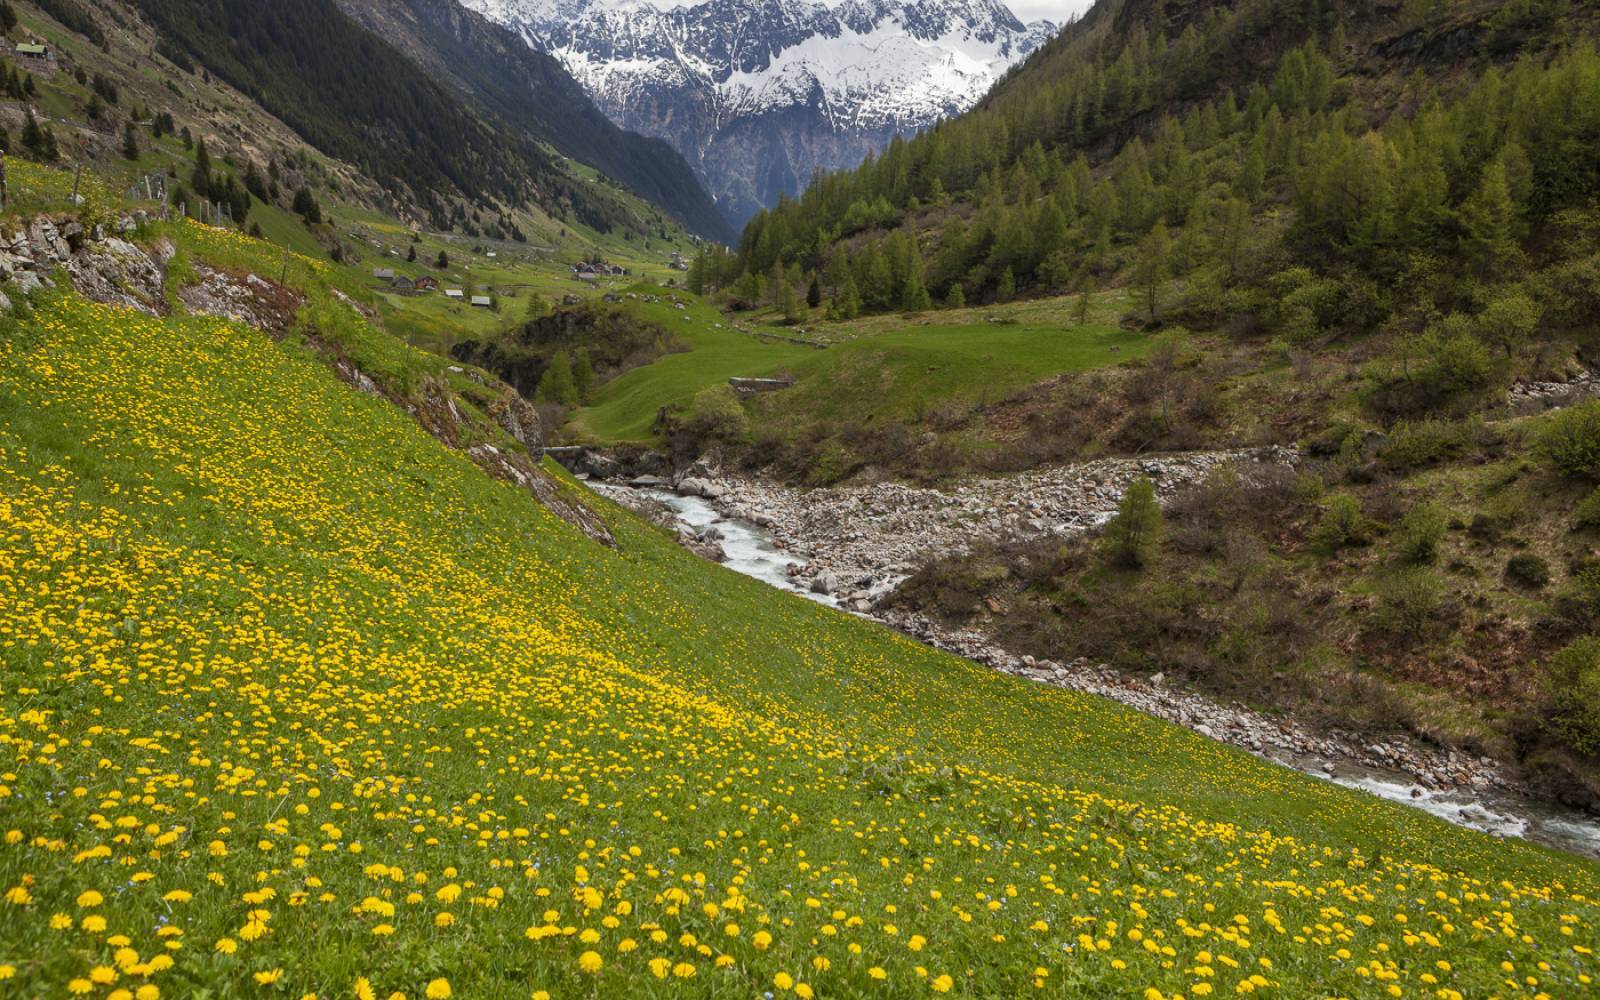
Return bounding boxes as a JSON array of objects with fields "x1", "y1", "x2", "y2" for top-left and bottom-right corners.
[
  {"x1": 1221, "y1": 198, "x2": 1250, "y2": 280},
  {"x1": 766, "y1": 259, "x2": 786, "y2": 306},
  {"x1": 900, "y1": 271, "x2": 931, "y2": 312},
  {"x1": 295, "y1": 187, "x2": 322, "y2": 224},
  {"x1": 20, "y1": 108, "x2": 43, "y2": 159},
  {"x1": 243, "y1": 159, "x2": 269, "y2": 202},
  {"x1": 1459, "y1": 158, "x2": 1521, "y2": 273},
  {"x1": 406, "y1": 245, "x2": 417, "y2": 263},
  {"x1": 1236, "y1": 137, "x2": 1266, "y2": 200},
  {"x1": 995, "y1": 266, "x2": 1015, "y2": 303},
  {"x1": 835, "y1": 275, "x2": 862, "y2": 320},
  {"x1": 945, "y1": 283, "x2": 965, "y2": 309},
  {"x1": 122, "y1": 122, "x2": 139, "y2": 161},
  {"x1": 1102, "y1": 477, "x2": 1162, "y2": 569},
  {"x1": 806, "y1": 273, "x2": 822, "y2": 309},
  {"x1": 572, "y1": 350, "x2": 596, "y2": 399},
  {"x1": 436, "y1": 250, "x2": 449, "y2": 269},
  {"x1": 1135, "y1": 223, "x2": 1171, "y2": 325},
  {"x1": 191, "y1": 139, "x2": 211, "y2": 199},
  {"x1": 535, "y1": 351, "x2": 578, "y2": 406},
  {"x1": 780, "y1": 280, "x2": 805, "y2": 324},
  {"x1": 1075, "y1": 279, "x2": 1092, "y2": 326}
]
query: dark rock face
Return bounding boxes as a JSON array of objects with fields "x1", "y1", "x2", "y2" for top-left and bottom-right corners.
[{"x1": 463, "y1": 0, "x2": 1054, "y2": 227}]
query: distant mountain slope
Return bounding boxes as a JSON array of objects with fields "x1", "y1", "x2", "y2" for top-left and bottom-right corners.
[
  {"x1": 129, "y1": 0, "x2": 729, "y2": 239},
  {"x1": 333, "y1": 0, "x2": 733, "y2": 241},
  {"x1": 725, "y1": 0, "x2": 1600, "y2": 310},
  {"x1": 462, "y1": 0, "x2": 1055, "y2": 227}
]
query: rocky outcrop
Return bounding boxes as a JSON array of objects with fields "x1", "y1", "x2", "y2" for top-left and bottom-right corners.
[
  {"x1": 0, "y1": 212, "x2": 167, "y2": 313},
  {"x1": 384, "y1": 374, "x2": 613, "y2": 547},
  {"x1": 1507, "y1": 368, "x2": 1600, "y2": 414},
  {"x1": 178, "y1": 264, "x2": 305, "y2": 336}
]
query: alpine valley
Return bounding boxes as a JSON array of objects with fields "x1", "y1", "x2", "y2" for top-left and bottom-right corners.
[{"x1": 461, "y1": 0, "x2": 1057, "y2": 225}]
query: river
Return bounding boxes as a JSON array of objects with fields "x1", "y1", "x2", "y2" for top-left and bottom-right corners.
[{"x1": 632, "y1": 486, "x2": 1600, "y2": 861}]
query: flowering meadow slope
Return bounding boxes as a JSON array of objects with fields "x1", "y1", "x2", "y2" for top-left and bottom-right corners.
[{"x1": 0, "y1": 294, "x2": 1597, "y2": 998}]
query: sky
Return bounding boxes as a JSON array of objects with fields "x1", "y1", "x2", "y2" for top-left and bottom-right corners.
[{"x1": 1010, "y1": 0, "x2": 1094, "y2": 25}]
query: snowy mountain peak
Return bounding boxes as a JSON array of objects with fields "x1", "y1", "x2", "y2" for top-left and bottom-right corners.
[{"x1": 460, "y1": 0, "x2": 1054, "y2": 226}]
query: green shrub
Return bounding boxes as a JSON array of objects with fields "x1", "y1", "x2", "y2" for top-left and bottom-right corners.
[
  {"x1": 1538, "y1": 400, "x2": 1600, "y2": 479},
  {"x1": 1102, "y1": 478, "x2": 1163, "y2": 569},
  {"x1": 1379, "y1": 418, "x2": 1473, "y2": 471},
  {"x1": 1371, "y1": 316, "x2": 1499, "y2": 417},
  {"x1": 1505, "y1": 552, "x2": 1550, "y2": 588},
  {"x1": 1557, "y1": 563, "x2": 1600, "y2": 624},
  {"x1": 1415, "y1": 316, "x2": 1497, "y2": 394},
  {"x1": 1577, "y1": 486, "x2": 1600, "y2": 528},
  {"x1": 1310, "y1": 493, "x2": 1371, "y2": 555},
  {"x1": 1374, "y1": 567, "x2": 1442, "y2": 637},
  {"x1": 682, "y1": 385, "x2": 749, "y2": 448},
  {"x1": 1393, "y1": 503, "x2": 1447, "y2": 564},
  {"x1": 1545, "y1": 636, "x2": 1600, "y2": 754}
]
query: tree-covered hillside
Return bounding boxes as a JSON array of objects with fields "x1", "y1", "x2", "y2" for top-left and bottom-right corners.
[
  {"x1": 131, "y1": 0, "x2": 724, "y2": 238},
  {"x1": 710, "y1": 0, "x2": 1600, "y2": 334},
  {"x1": 332, "y1": 0, "x2": 733, "y2": 242}
]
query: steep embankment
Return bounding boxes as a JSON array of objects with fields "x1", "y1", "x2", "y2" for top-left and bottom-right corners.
[{"x1": 0, "y1": 290, "x2": 1597, "y2": 992}]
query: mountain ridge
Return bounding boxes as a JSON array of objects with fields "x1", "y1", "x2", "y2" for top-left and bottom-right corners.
[
  {"x1": 129, "y1": 0, "x2": 731, "y2": 240},
  {"x1": 463, "y1": 0, "x2": 1056, "y2": 225},
  {"x1": 332, "y1": 0, "x2": 734, "y2": 241}
]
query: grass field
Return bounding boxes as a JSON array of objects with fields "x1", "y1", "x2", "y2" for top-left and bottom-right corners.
[
  {"x1": 572, "y1": 292, "x2": 1151, "y2": 445},
  {"x1": 572, "y1": 291, "x2": 819, "y2": 442},
  {"x1": 762, "y1": 320, "x2": 1150, "y2": 426},
  {"x1": 0, "y1": 288, "x2": 1596, "y2": 998}
]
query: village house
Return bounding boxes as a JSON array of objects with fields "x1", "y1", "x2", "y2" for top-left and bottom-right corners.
[
  {"x1": 390, "y1": 275, "x2": 415, "y2": 292},
  {"x1": 470, "y1": 295, "x2": 493, "y2": 309},
  {"x1": 572, "y1": 260, "x2": 629, "y2": 279},
  {"x1": 372, "y1": 267, "x2": 395, "y2": 282},
  {"x1": 444, "y1": 288, "x2": 464, "y2": 299},
  {"x1": 414, "y1": 276, "x2": 439, "y2": 292}
]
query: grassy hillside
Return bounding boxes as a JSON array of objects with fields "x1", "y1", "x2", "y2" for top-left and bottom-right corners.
[
  {"x1": 1, "y1": 281, "x2": 1598, "y2": 997},
  {"x1": 560, "y1": 289, "x2": 1147, "y2": 454},
  {"x1": 572, "y1": 292, "x2": 817, "y2": 442},
  {"x1": 0, "y1": 0, "x2": 703, "y2": 276}
]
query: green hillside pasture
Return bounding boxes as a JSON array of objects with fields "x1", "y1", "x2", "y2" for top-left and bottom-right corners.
[
  {"x1": 761, "y1": 319, "x2": 1151, "y2": 428},
  {"x1": 0, "y1": 292, "x2": 1595, "y2": 998},
  {"x1": 573, "y1": 291, "x2": 818, "y2": 441}
]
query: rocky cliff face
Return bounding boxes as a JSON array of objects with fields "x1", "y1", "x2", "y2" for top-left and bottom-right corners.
[{"x1": 461, "y1": 0, "x2": 1055, "y2": 226}]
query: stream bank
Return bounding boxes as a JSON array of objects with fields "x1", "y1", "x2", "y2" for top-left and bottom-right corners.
[{"x1": 583, "y1": 462, "x2": 1600, "y2": 860}]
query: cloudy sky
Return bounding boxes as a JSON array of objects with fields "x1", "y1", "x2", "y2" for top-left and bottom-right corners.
[{"x1": 1010, "y1": 0, "x2": 1094, "y2": 24}]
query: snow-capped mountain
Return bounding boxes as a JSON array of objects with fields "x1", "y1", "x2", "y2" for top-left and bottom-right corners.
[{"x1": 459, "y1": 0, "x2": 1055, "y2": 227}]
